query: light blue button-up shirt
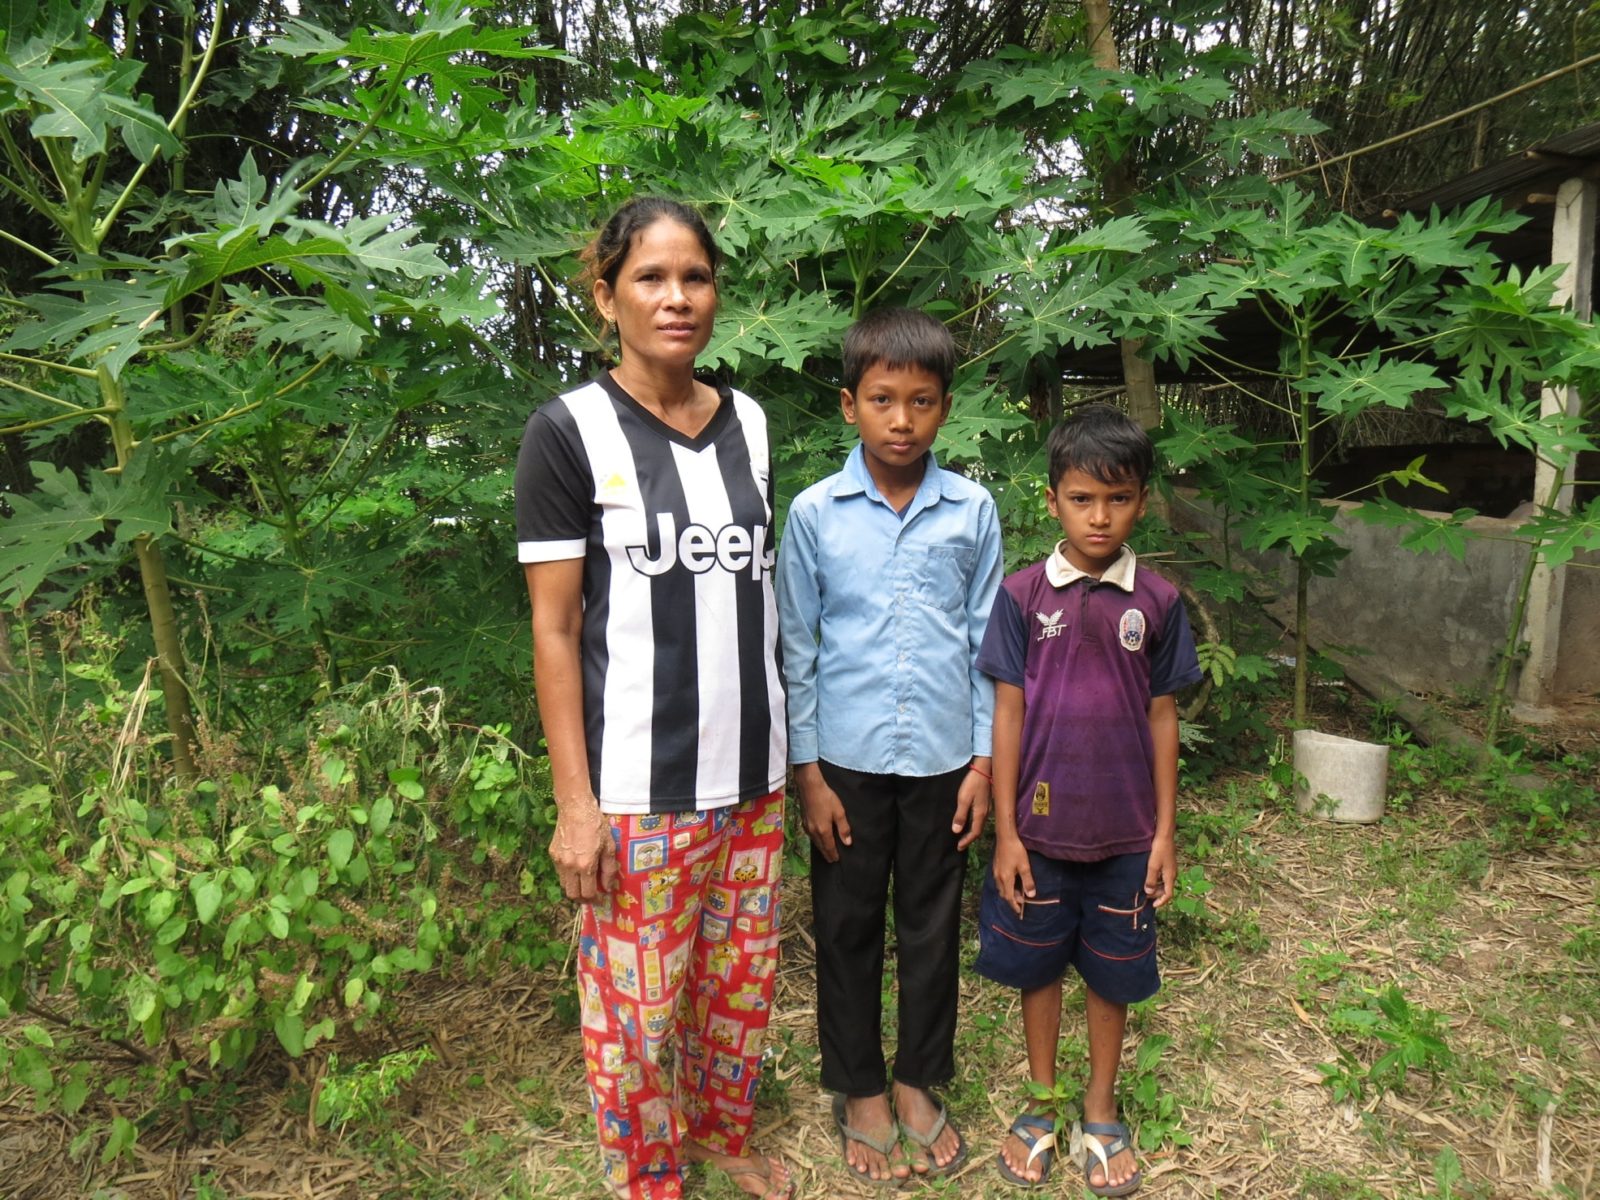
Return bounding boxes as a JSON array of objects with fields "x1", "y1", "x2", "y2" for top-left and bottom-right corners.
[{"x1": 777, "y1": 444, "x2": 1003, "y2": 775}]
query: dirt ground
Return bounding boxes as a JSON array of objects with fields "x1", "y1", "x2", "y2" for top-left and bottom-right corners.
[{"x1": 3, "y1": 699, "x2": 1597, "y2": 1200}]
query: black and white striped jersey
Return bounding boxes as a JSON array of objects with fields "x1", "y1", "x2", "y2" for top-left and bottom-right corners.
[{"x1": 515, "y1": 373, "x2": 787, "y2": 814}]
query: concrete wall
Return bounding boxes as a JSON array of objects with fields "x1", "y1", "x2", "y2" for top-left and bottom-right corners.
[
  {"x1": 1170, "y1": 491, "x2": 1599, "y2": 698},
  {"x1": 1556, "y1": 545, "x2": 1600, "y2": 696}
]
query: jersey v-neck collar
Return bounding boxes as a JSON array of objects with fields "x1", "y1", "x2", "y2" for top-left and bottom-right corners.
[{"x1": 598, "y1": 371, "x2": 731, "y2": 451}]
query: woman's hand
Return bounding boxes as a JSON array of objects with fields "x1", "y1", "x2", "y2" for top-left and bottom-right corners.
[{"x1": 550, "y1": 795, "x2": 618, "y2": 901}]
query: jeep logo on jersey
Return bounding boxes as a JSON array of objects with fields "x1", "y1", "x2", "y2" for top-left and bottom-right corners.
[{"x1": 627, "y1": 512, "x2": 772, "y2": 579}]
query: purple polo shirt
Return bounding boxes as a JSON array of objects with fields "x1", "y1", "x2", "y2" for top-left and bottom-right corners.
[{"x1": 975, "y1": 545, "x2": 1202, "y2": 862}]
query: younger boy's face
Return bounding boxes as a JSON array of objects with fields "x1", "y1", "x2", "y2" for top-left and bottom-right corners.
[
  {"x1": 1046, "y1": 467, "x2": 1147, "y2": 578},
  {"x1": 841, "y1": 363, "x2": 951, "y2": 481}
]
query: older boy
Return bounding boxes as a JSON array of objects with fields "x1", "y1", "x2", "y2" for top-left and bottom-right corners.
[
  {"x1": 777, "y1": 307, "x2": 1002, "y2": 1184},
  {"x1": 976, "y1": 404, "x2": 1201, "y2": 1196}
]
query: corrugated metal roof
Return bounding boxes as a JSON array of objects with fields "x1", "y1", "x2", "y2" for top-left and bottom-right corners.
[
  {"x1": 1398, "y1": 121, "x2": 1600, "y2": 214},
  {"x1": 1056, "y1": 123, "x2": 1600, "y2": 382}
]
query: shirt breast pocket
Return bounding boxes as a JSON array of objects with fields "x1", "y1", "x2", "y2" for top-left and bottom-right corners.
[{"x1": 917, "y1": 545, "x2": 974, "y2": 612}]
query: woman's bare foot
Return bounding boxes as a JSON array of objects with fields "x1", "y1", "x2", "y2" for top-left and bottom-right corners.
[
  {"x1": 685, "y1": 1141, "x2": 795, "y2": 1199},
  {"x1": 893, "y1": 1084, "x2": 964, "y2": 1174},
  {"x1": 833, "y1": 1093, "x2": 908, "y2": 1182}
]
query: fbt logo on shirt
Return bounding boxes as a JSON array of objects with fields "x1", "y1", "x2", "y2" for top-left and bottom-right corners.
[
  {"x1": 627, "y1": 512, "x2": 773, "y2": 580},
  {"x1": 1035, "y1": 609, "x2": 1065, "y2": 640}
]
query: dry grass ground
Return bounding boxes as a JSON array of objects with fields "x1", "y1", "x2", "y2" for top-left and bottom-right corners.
[{"x1": 3, "y1": 699, "x2": 1597, "y2": 1200}]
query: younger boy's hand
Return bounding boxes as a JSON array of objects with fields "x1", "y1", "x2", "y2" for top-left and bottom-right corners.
[
  {"x1": 1144, "y1": 834, "x2": 1177, "y2": 908},
  {"x1": 795, "y1": 762, "x2": 852, "y2": 863},
  {"x1": 992, "y1": 834, "x2": 1035, "y2": 917},
  {"x1": 952, "y1": 758, "x2": 991, "y2": 851}
]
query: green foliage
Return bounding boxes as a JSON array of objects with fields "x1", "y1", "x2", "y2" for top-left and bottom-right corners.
[
  {"x1": 1117, "y1": 1034, "x2": 1193, "y2": 1154},
  {"x1": 1149, "y1": 188, "x2": 1600, "y2": 724},
  {"x1": 1318, "y1": 983, "x2": 1454, "y2": 1104},
  {"x1": 0, "y1": 634, "x2": 560, "y2": 1139},
  {"x1": 315, "y1": 1046, "x2": 436, "y2": 1132}
]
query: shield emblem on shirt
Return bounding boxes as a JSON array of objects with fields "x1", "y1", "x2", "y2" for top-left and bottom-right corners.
[{"x1": 1118, "y1": 608, "x2": 1147, "y2": 652}]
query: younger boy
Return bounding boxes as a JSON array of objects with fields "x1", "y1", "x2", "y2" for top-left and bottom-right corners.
[
  {"x1": 776, "y1": 307, "x2": 1002, "y2": 1184},
  {"x1": 975, "y1": 404, "x2": 1201, "y2": 1197}
]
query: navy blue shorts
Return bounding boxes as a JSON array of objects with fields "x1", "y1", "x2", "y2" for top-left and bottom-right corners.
[{"x1": 973, "y1": 850, "x2": 1160, "y2": 1004}]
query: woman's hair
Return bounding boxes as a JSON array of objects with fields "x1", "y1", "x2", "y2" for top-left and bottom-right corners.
[
  {"x1": 580, "y1": 196, "x2": 722, "y2": 291},
  {"x1": 1047, "y1": 402, "x2": 1154, "y2": 488}
]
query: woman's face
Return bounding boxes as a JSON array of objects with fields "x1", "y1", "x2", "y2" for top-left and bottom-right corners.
[{"x1": 594, "y1": 217, "x2": 717, "y2": 372}]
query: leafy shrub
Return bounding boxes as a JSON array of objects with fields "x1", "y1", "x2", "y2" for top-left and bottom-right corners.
[{"x1": 0, "y1": 658, "x2": 560, "y2": 1158}]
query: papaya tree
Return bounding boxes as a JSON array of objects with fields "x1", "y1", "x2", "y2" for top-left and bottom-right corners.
[
  {"x1": 1136, "y1": 184, "x2": 1600, "y2": 722},
  {"x1": 0, "y1": 1, "x2": 559, "y2": 765}
]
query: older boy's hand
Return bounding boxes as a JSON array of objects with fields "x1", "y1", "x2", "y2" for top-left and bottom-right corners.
[
  {"x1": 952, "y1": 759, "x2": 991, "y2": 851},
  {"x1": 1145, "y1": 834, "x2": 1177, "y2": 908},
  {"x1": 795, "y1": 762, "x2": 852, "y2": 863},
  {"x1": 992, "y1": 834, "x2": 1035, "y2": 917}
]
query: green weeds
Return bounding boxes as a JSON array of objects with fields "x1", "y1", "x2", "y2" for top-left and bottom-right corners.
[
  {"x1": 1118, "y1": 1034, "x2": 1193, "y2": 1154},
  {"x1": 0, "y1": 660, "x2": 566, "y2": 1159},
  {"x1": 1318, "y1": 983, "x2": 1453, "y2": 1104},
  {"x1": 314, "y1": 1046, "x2": 436, "y2": 1134}
]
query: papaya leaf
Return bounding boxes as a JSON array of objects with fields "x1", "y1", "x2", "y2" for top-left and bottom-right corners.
[
  {"x1": 1518, "y1": 500, "x2": 1600, "y2": 569},
  {"x1": 703, "y1": 292, "x2": 850, "y2": 373},
  {"x1": 0, "y1": 451, "x2": 182, "y2": 604},
  {"x1": 232, "y1": 295, "x2": 372, "y2": 359},
  {"x1": 1156, "y1": 408, "x2": 1253, "y2": 470},
  {"x1": 1241, "y1": 509, "x2": 1345, "y2": 560},
  {"x1": 956, "y1": 50, "x2": 1108, "y2": 113},
  {"x1": 5, "y1": 275, "x2": 169, "y2": 377},
  {"x1": 1350, "y1": 497, "x2": 1478, "y2": 562},
  {"x1": 1205, "y1": 108, "x2": 1326, "y2": 166},
  {"x1": 171, "y1": 231, "x2": 350, "y2": 301},
  {"x1": 1293, "y1": 352, "x2": 1444, "y2": 417}
]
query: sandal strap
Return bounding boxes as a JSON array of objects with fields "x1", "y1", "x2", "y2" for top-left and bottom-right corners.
[
  {"x1": 833, "y1": 1097, "x2": 900, "y2": 1156},
  {"x1": 898, "y1": 1106, "x2": 948, "y2": 1150},
  {"x1": 1009, "y1": 1112, "x2": 1055, "y2": 1138},
  {"x1": 1081, "y1": 1120, "x2": 1132, "y2": 1159},
  {"x1": 839, "y1": 1122, "x2": 899, "y2": 1156},
  {"x1": 1082, "y1": 1120, "x2": 1133, "y2": 1183},
  {"x1": 1008, "y1": 1111, "x2": 1057, "y2": 1168}
]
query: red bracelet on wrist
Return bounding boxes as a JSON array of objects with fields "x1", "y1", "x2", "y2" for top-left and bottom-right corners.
[{"x1": 968, "y1": 765, "x2": 992, "y2": 782}]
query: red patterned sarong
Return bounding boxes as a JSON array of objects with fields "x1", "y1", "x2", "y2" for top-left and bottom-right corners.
[{"x1": 577, "y1": 788, "x2": 785, "y2": 1199}]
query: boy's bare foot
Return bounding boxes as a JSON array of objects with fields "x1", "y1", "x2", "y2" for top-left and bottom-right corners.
[
  {"x1": 998, "y1": 1110, "x2": 1053, "y2": 1184},
  {"x1": 893, "y1": 1084, "x2": 965, "y2": 1174},
  {"x1": 1082, "y1": 1106, "x2": 1139, "y2": 1193},
  {"x1": 685, "y1": 1140, "x2": 796, "y2": 1199},
  {"x1": 833, "y1": 1093, "x2": 908, "y2": 1182}
]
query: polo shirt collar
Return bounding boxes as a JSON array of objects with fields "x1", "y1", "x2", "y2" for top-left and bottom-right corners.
[
  {"x1": 827, "y1": 444, "x2": 955, "y2": 510},
  {"x1": 1045, "y1": 542, "x2": 1138, "y2": 591}
]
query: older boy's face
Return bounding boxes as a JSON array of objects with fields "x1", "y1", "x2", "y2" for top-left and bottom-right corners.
[
  {"x1": 1047, "y1": 468, "x2": 1147, "y2": 578},
  {"x1": 841, "y1": 363, "x2": 951, "y2": 482}
]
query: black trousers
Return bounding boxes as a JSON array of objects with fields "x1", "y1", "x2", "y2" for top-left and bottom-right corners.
[{"x1": 811, "y1": 761, "x2": 969, "y2": 1097}]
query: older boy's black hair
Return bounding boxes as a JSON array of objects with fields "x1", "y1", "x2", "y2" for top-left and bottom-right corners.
[
  {"x1": 1047, "y1": 402, "x2": 1154, "y2": 489},
  {"x1": 841, "y1": 307, "x2": 956, "y2": 395}
]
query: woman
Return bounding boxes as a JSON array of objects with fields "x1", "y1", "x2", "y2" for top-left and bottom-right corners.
[{"x1": 514, "y1": 197, "x2": 793, "y2": 1200}]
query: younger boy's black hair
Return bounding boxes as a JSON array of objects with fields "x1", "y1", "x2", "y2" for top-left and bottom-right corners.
[
  {"x1": 841, "y1": 307, "x2": 956, "y2": 395},
  {"x1": 1047, "y1": 402, "x2": 1154, "y2": 489}
]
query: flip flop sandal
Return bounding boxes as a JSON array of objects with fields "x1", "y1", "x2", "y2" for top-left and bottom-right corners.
[
  {"x1": 995, "y1": 1111, "x2": 1055, "y2": 1188},
  {"x1": 898, "y1": 1096, "x2": 968, "y2": 1177},
  {"x1": 1082, "y1": 1119, "x2": 1142, "y2": 1197},
  {"x1": 832, "y1": 1093, "x2": 905, "y2": 1187}
]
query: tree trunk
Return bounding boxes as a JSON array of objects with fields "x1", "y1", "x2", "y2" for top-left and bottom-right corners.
[
  {"x1": 100, "y1": 366, "x2": 199, "y2": 778},
  {"x1": 1083, "y1": 0, "x2": 1160, "y2": 431}
]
